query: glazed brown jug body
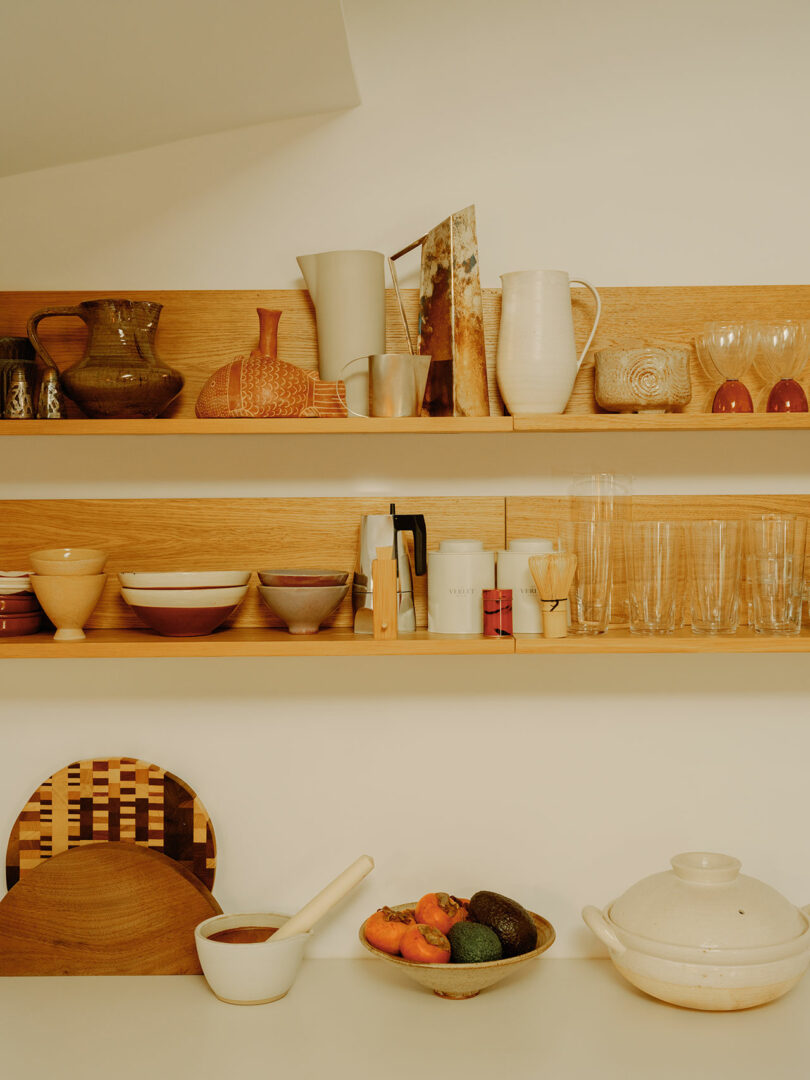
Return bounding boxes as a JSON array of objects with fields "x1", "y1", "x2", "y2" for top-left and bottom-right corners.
[{"x1": 27, "y1": 299, "x2": 184, "y2": 419}]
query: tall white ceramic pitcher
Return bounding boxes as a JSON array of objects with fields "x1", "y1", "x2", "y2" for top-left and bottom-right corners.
[
  {"x1": 296, "y1": 250, "x2": 386, "y2": 416},
  {"x1": 496, "y1": 270, "x2": 601, "y2": 415}
]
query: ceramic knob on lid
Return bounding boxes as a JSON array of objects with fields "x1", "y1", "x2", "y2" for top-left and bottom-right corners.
[{"x1": 609, "y1": 852, "x2": 807, "y2": 951}]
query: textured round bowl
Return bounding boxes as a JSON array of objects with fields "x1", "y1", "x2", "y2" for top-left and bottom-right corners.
[
  {"x1": 258, "y1": 583, "x2": 348, "y2": 634},
  {"x1": 30, "y1": 548, "x2": 108, "y2": 576},
  {"x1": 594, "y1": 347, "x2": 692, "y2": 413},
  {"x1": 30, "y1": 573, "x2": 106, "y2": 640},
  {"x1": 118, "y1": 571, "x2": 251, "y2": 589},
  {"x1": 257, "y1": 569, "x2": 350, "y2": 588},
  {"x1": 359, "y1": 904, "x2": 555, "y2": 999},
  {"x1": 0, "y1": 610, "x2": 42, "y2": 637},
  {"x1": 121, "y1": 584, "x2": 247, "y2": 637},
  {"x1": 195, "y1": 912, "x2": 310, "y2": 1005}
]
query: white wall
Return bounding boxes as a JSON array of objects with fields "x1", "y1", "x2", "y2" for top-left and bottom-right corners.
[{"x1": 2, "y1": 0, "x2": 810, "y2": 958}]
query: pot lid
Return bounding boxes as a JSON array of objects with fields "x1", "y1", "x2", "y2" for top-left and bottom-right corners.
[
  {"x1": 608, "y1": 852, "x2": 807, "y2": 950},
  {"x1": 437, "y1": 539, "x2": 485, "y2": 553}
]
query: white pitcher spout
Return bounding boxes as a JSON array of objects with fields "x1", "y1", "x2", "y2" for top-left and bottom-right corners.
[{"x1": 296, "y1": 255, "x2": 317, "y2": 302}]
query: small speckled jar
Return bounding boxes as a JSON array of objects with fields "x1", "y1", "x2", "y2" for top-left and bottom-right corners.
[{"x1": 594, "y1": 347, "x2": 692, "y2": 413}]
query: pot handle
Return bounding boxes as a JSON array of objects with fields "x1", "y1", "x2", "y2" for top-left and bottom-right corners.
[
  {"x1": 569, "y1": 279, "x2": 602, "y2": 370},
  {"x1": 582, "y1": 905, "x2": 625, "y2": 955},
  {"x1": 27, "y1": 306, "x2": 86, "y2": 372}
]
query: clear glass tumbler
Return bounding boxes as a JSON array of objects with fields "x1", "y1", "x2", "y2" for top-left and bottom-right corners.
[
  {"x1": 624, "y1": 521, "x2": 685, "y2": 635},
  {"x1": 745, "y1": 515, "x2": 807, "y2": 635},
  {"x1": 686, "y1": 520, "x2": 743, "y2": 634},
  {"x1": 562, "y1": 521, "x2": 612, "y2": 634}
]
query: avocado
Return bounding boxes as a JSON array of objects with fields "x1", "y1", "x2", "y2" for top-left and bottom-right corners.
[
  {"x1": 468, "y1": 891, "x2": 538, "y2": 958},
  {"x1": 447, "y1": 921, "x2": 503, "y2": 964}
]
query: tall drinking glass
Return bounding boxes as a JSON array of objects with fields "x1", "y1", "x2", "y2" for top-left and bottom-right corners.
[
  {"x1": 562, "y1": 521, "x2": 612, "y2": 634},
  {"x1": 746, "y1": 515, "x2": 806, "y2": 635},
  {"x1": 624, "y1": 521, "x2": 685, "y2": 634},
  {"x1": 686, "y1": 520, "x2": 743, "y2": 634},
  {"x1": 568, "y1": 473, "x2": 631, "y2": 623}
]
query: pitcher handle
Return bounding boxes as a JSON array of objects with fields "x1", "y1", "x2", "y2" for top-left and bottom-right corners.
[
  {"x1": 569, "y1": 279, "x2": 602, "y2": 369},
  {"x1": 337, "y1": 357, "x2": 369, "y2": 419},
  {"x1": 27, "y1": 306, "x2": 86, "y2": 372}
]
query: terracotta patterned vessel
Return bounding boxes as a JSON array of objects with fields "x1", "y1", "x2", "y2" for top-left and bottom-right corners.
[{"x1": 195, "y1": 309, "x2": 347, "y2": 419}]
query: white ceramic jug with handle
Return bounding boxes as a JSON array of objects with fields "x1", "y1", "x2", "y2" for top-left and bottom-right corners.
[
  {"x1": 496, "y1": 270, "x2": 601, "y2": 415},
  {"x1": 297, "y1": 250, "x2": 386, "y2": 416}
]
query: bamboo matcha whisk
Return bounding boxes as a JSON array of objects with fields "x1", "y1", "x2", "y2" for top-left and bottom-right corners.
[{"x1": 528, "y1": 553, "x2": 577, "y2": 638}]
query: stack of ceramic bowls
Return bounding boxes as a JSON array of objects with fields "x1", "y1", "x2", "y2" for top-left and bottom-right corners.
[
  {"x1": 257, "y1": 569, "x2": 350, "y2": 634},
  {"x1": 0, "y1": 571, "x2": 43, "y2": 638},
  {"x1": 119, "y1": 571, "x2": 250, "y2": 636},
  {"x1": 29, "y1": 548, "x2": 108, "y2": 641}
]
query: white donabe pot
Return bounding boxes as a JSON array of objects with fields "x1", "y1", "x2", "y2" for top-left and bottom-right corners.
[
  {"x1": 583, "y1": 851, "x2": 810, "y2": 1011},
  {"x1": 428, "y1": 540, "x2": 495, "y2": 635},
  {"x1": 496, "y1": 537, "x2": 555, "y2": 633}
]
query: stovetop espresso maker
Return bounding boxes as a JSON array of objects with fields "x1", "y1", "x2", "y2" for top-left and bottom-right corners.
[{"x1": 353, "y1": 503, "x2": 427, "y2": 633}]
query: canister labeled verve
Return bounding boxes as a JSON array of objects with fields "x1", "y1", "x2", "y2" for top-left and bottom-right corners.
[{"x1": 428, "y1": 539, "x2": 495, "y2": 635}]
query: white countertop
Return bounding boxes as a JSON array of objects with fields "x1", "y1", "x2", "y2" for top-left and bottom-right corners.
[{"x1": 2, "y1": 958, "x2": 808, "y2": 1079}]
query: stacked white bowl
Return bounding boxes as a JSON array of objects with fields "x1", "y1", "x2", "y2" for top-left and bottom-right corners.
[{"x1": 119, "y1": 571, "x2": 250, "y2": 637}]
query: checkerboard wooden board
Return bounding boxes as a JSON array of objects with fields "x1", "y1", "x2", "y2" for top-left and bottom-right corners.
[{"x1": 5, "y1": 757, "x2": 216, "y2": 890}]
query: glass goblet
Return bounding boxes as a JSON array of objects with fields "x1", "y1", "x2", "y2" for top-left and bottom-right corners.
[
  {"x1": 696, "y1": 323, "x2": 756, "y2": 413},
  {"x1": 755, "y1": 320, "x2": 809, "y2": 412}
]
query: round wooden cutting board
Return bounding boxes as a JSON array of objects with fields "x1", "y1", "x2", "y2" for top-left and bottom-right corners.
[{"x1": 5, "y1": 757, "x2": 216, "y2": 891}]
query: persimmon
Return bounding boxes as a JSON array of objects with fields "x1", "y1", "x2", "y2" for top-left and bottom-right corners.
[
  {"x1": 415, "y1": 892, "x2": 468, "y2": 935},
  {"x1": 399, "y1": 924, "x2": 451, "y2": 964},
  {"x1": 364, "y1": 906, "x2": 416, "y2": 955}
]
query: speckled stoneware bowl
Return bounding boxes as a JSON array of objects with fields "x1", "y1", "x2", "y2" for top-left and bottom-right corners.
[
  {"x1": 257, "y1": 569, "x2": 350, "y2": 588},
  {"x1": 359, "y1": 903, "x2": 555, "y2": 999},
  {"x1": 594, "y1": 347, "x2": 692, "y2": 413},
  {"x1": 258, "y1": 583, "x2": 348, "y2": 634},
  {"x1": 29, "y1": 548, "x2": 108, "y2": 576}
]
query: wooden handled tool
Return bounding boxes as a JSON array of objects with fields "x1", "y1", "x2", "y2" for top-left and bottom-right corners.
[
  {"x1": 372, "y1": 546, "x2": 397, "y2": 640},
  {"x1": 528, "y1": 553, "x2": 577, "y2": 639}
]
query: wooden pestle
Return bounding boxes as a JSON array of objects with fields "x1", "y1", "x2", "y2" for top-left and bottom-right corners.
[{"x1": 271, "y1": 855, "x2": 375, "y2": 943}]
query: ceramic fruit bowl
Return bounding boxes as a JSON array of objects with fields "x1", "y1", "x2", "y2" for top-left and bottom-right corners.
[
  {"x1": 29, "y1": 548, "x2": 108, "y2": 576},
  {"x1": 30, "y1": 573, "x2": 106, "y2": 641},
  {"x1": 118, "y1": 571, "x2": 251, "y2": 589},
  {"x1": 583, "y1": 851, "x2": 810, "y2": 1011},
  {"x1": 258, "y1": 583, "x2": 348, "y2": 634},
  {"x1": 121, "y1": 585, "x2": 248, "y2": 637},
  {"x1": 0, "y1": 610, "x2": 42, "y2": 637},
  {"x1": 195, "y1": 912, "x2": 311, "y2": 1005},
  {"x1": 257, "y1": 569, "x2": 350, "y2": 588},
  {"x1": 359, "y1": 904, "x2": 555, "y2": 999}
]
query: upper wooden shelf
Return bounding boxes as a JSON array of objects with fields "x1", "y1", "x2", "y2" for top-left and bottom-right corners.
[
  {"x1": 3, "y1": 413, "x2": 810, "y2": 436},
  {"x1": 1, "y1": 286, "x2": 809, "y2": 433}
]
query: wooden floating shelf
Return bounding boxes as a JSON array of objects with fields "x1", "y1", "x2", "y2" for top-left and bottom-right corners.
[
  {"x1": 0, "y1": 628, "x2": 515, "y2": 659},
  {"x1": 515, "y1": 628, "x2": 810, "y2": 654},
  {"x1": 3, "y1": 414, "x2": 810, "y2": 436},
  {"x1": 0, "y1": 416, "x2": 513, "y2": 436},
  {"x1": 4, "y1": 626, "x2": 810, "y2": 658}
]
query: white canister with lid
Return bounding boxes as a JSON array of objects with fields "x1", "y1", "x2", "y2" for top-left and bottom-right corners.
[
  {"x1": 428, "y1": 540, "x2": 495, "y2": 635},
  {"x1": 496, "y1": 537, "x2": 556, "y2": 633}
]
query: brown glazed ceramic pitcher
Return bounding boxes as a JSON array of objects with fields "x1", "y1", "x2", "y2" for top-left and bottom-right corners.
[{"x1": 27, "y1": 299, "x2": 184, "y2": 418}]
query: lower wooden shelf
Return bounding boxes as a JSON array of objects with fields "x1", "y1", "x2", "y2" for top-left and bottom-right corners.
[
  {"x1": 515, "y1": 627, "x2": 810, "y2": 653},
  {"x1": 4, "y1": 626, "x2": 810, "y2": 658},
  {"x1": 0, "y1": 627, "x2": 516, "y2": 658}
]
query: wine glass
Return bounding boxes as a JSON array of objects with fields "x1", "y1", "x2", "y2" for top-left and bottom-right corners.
[
  {"x1": 755, "y1": 320, "x2": 809, "y2": 412},
  {"x1": 695, "y1": 323, "x2": 756, "y2": 412}
]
